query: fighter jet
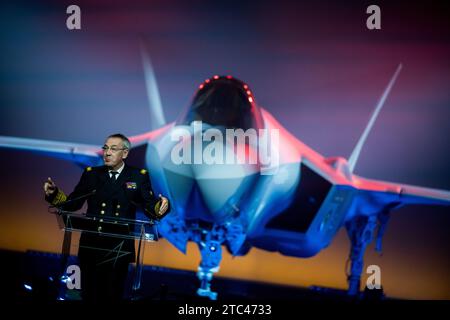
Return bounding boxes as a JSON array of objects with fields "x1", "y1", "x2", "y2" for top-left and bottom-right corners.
[{"x1": 1, "y1": 55, "x2": 449, "y2": 300}]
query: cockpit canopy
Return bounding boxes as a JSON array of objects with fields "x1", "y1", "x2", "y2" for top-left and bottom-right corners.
[{"x1": 178, "y1": 75, "x2": 263, "y2": 131}]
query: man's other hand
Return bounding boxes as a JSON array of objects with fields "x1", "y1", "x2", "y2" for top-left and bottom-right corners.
[{"x1": 158, "y1": 194, "x2": 169, "y2": 216}]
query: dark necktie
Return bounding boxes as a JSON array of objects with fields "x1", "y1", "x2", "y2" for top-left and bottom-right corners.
[{"x1": 110, "y1": 171, "x2": 118, "y2": 182}]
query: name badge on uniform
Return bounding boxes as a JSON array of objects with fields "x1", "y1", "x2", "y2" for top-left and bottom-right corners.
[{"x1": 126, "y1": 182, "x2": 137, "y2": 190}]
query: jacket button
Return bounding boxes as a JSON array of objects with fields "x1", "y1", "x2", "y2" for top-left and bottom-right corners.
[
  {"x1": 115, "y1": 212, "x2": 119, "y2": 216},
  {"x1": 101, "y1": 203, "x2": 106, "y2": 207},
  {"x1": 100, "y1": 210, "x2": 105, "y2": 215},
  {"x1": 99, "y1": 219, "x2": 103, "y2": 222},
  {"x1": 97, "y1": 226, "x2": 102, "y2": 232},
  {"x1": 116, "y1": 204, "x2": 121, "y2": 209}
]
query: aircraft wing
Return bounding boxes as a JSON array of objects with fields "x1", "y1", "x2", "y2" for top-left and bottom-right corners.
[
  {"x1": 0, "y1": 135, "x2": 103, "y2": 167},
  {"x1": 0, "y1": 124, "x2": 174, "y2": 168},
  {"x1": 351, "y1": 175, "x2": 450, "y2": 217}
]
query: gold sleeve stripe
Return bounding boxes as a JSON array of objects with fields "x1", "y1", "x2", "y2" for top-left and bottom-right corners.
[{"x1": 51, "y1": 189, "x2": 67, "y2": 206}]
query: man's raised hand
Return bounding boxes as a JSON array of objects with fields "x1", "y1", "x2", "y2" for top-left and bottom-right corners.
[{"x1": 44, "y1": 177, "x2": 57, "y2": 196}]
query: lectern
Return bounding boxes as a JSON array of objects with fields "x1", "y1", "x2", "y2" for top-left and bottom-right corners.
[{"x1": 52, "y1": 208, "x2": 158, "y2": 300}]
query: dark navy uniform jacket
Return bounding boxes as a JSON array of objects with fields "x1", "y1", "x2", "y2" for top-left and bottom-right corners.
[{"x1": 47, "y1": 164, "x2": 168, "y2": 263}]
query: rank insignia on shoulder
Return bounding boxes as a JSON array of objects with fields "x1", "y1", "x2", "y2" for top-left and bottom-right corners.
[
  {"x1": 126, "y1": 182, "x2": 137, "y2": 190},
  {"x1": 86, "y1": 167, "x2": 92, "y2": 172},
  {"x1": 140, "y1": 169, "x2": 147, "y2": 175}
]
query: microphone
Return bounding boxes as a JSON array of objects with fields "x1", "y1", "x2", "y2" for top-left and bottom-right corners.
[{"x1": 50, "y1": 189, "x2": 97, "y2": 209}]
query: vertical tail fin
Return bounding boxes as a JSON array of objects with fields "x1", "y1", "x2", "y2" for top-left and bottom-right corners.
[
  {"x1": 140, "y1": 43, "x2": 166, "y2": 130},
  {"x1": 348, "y1": 63, "x2": 403, "y2": 172}
]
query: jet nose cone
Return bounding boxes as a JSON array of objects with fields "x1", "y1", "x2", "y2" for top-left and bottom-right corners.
[
  {"x1": 191, "y1": 161, "x2": 259, "y2": 219},
  {"x1": 161, "y1": 124, "x2": 262, "y2": 222}
]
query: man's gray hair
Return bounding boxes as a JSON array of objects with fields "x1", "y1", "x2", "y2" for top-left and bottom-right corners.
[{"x1": 107, "y1": 133, "x2": 131, "y2": 150}]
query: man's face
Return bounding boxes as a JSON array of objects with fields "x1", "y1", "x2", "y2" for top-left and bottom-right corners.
[{"x1": 103, "y1": 137, "x2": 129, "y2": 169}]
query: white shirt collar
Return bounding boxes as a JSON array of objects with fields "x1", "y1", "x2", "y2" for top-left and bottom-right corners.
[{"x1": 109, "y1": 162, "x2": 125, "y2": 176}]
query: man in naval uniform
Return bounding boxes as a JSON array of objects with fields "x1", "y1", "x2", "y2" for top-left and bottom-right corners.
[{"x1": 43, "y1": 133, "x2": 170, "y2": 302}]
